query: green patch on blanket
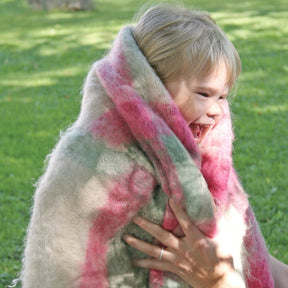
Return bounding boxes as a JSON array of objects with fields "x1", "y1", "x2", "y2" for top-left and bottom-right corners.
[
  {"x1": 161, "y1": 134, "x2": 214, "y2": 221},
  {"x1": 62, "y1": 129, "x2": 106, "y2": 170}
]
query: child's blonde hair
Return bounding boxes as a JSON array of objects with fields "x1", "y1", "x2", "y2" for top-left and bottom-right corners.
[{"x1": 133, "y1": 4, "x2": 241, "y2": 89}]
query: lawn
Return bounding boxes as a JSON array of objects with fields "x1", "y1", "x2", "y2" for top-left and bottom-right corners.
[{"x1": 0, "y1": 0, "x2": 287, "y2": 286}]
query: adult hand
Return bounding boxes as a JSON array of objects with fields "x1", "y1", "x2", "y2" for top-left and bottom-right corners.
[
  {"x1": 269, "y1": 254, "x2": 288, "y2": 288},
  {"x1": 123, "y1": 199, "x2": 245, "y2": 288}
]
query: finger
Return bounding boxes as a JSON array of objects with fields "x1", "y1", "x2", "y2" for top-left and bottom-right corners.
[
  {"x1": 169, "y1": 198, "x2": 204, "y2": 239},
  {"x1": 132, "y1": 216, "x2": 179, "y2": 249},
  {"x1": 132, "y1": 258, "x2": 173, "y2": 273},
  {"x1": 123, "y1": 234, "x2": 163, "y2": 259}
]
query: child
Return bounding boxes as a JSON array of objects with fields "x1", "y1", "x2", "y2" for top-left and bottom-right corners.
[{"x1": 21, "y1": 4, "x2": 274, "y2": 288}]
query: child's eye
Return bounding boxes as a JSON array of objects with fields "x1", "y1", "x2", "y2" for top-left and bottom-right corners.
[{"x1": 198, "y1": 92, "x2": 209, "y2": 97}]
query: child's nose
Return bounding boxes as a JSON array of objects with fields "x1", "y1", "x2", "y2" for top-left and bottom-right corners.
[{"x1": 207, "y1": 101, "x2": 223, "y2": 119}]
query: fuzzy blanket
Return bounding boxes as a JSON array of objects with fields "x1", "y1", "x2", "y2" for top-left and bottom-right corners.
[{"x1": 22, "y1": 26, "x2": 274, "y2": 288}]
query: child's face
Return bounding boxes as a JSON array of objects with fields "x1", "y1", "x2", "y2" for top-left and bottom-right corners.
[{"x1": 165, "y1": 59, "x2": 229, "y2": 144}]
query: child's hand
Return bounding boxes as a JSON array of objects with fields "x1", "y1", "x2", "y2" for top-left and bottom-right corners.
[{"x1": 123, "y1": 199, "x2": 245, "y2": 288}]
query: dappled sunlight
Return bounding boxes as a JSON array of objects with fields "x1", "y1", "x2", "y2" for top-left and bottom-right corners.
[
  {"x1": 1, "y1": 77, "x2": 56, "y2": 88},
  {"x1": 213, "y1": 11, "x2": 288, "y2": 44},
  {"x1": 26, "y1": 26, "x2": 69, "y2": 38},
  {"x1": 240, "y1": 70, "x2": 267, "y2": 81},
  {"x1": 78, "y1": 29, "x2": 121, "y2": 48},
  {"x1": 0, "y1": 64, "x2": 87, "y2": 95},
  {"x1": 249, "y1": 104, "x2": 288, "y2": 114}
]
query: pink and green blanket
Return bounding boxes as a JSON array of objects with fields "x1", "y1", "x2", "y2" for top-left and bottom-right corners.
[{"x1": 22, "y1": 26, "x2": 274, "y2": 288}]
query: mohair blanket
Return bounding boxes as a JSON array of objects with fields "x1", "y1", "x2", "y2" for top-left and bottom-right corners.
[{"x1": 22, "y1": 26, "x2": 274, "y2": 288}]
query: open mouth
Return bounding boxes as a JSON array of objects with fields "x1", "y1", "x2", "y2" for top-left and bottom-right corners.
[{"x1": 188, "y1": 123, "x2": 212, "y2": 143}]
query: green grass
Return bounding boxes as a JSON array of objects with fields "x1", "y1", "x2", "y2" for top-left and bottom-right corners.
[{"x1": 0, "y1": 0, "x2": 287, "y2": 286}]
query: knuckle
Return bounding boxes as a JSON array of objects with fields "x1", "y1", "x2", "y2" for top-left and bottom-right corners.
[
  {"x1": 183, "y1": 249, "x2": 193, "y2": 261},
  {"x1": 184, "y1": 221, "x2": 194, "y2": 232},
  {"x1": 177, "y1": 262, "x2": 194, "y2": 278},
  {"x1": 194, "y1": 238, "x2": 208, "y2": 250},
  {"x1": 161, "y1": 234, "x2": 172, "y2": 246}
]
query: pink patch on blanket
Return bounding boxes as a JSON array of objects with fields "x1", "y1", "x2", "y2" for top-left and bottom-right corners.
[
  {"x1": 90, "y1": 108, "x2": 134, "y2": 147},
  {"x1": 97, "y1": 59, "x2": 185, "y2": 205},
  {"x1": 80, "y1": 167, "x2": 156, "y2": 288},
  {"x1": 80, "y1": 239, "x2": 109, "y2": 288},
  {"x1": 150, "y1": 269, "x2": 164, "y2": 287},
  {"x1": 243, "y1": 207, "x2": 275, "y2": 288},
  {"x1": 200, "y1": 100, "x2": 233, "y2": 211},
  {"x1": 120, "y1": 100, "x2": 161, "y2": 140},
  {"x1": 106, "y1": 85, "x2": 172, "y2": 141}
]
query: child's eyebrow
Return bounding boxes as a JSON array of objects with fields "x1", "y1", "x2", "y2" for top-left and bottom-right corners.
[
  {"x1": 194, "y1": 86, "x2": 217, "y2": 93},
  {"x1": 195, "y1": 86, "x2": 229, "y2": 95},
  {"x1": 195, "y1": 86, "x2": 214, "y2": 91}
]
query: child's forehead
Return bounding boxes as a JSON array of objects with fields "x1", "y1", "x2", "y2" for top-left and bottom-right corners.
[
  {"x1": 192, "y1": 59, "x2": 230, "y2": 81},
  {"x1": 208, "y1": 59, "x2": 237, "y2": 90},
  {"x1": 190, "y1": 65, "x2": 230, "y2": 92}
]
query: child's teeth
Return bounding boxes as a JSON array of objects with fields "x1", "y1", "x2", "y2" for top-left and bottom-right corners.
[{"x1": 189, "y1": 123, "x2": 212, "y2": 142}]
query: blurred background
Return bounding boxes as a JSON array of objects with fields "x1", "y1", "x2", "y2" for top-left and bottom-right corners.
[{"x1": 0, "y1": 0, "x2": 287, "y2": 286}]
